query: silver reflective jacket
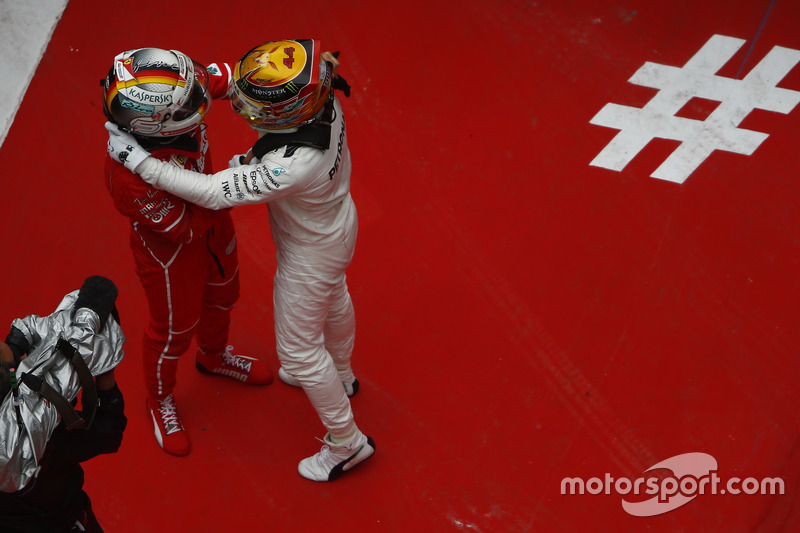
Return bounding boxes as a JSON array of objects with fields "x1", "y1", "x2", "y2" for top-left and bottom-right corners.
[{"x1": 0, "y1": 290, "x2": 125, "y2": 492}]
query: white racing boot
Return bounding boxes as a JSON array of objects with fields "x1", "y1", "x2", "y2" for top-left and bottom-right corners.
[{"x1": 298, "y1": 430, "x2": 376, "y2": 482}]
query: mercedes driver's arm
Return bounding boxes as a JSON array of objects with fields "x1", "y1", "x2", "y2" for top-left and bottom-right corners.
[
  {"x1": 138, "y1": 155, "x2": 300, "y2": 209},
  {"x1": 106, "y1": 121, "x2": 297, "y2": 210}
]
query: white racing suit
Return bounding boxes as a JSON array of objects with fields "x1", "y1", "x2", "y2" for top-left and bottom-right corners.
[
  {"x1": 136, "y1": 96, "x2": 358, "y2": 439},
  {"x1": 0, "y1": 291, "x2": 125, "y2": 493}
]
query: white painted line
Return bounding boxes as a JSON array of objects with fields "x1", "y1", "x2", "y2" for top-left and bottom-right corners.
[{"x1": 0, "y1": 0, "x2": 68, "y2": 148}]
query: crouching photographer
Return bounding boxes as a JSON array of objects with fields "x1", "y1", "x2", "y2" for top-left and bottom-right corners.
[{"x1": 0, "y1": 276, "x2": 127, "y2": 532}]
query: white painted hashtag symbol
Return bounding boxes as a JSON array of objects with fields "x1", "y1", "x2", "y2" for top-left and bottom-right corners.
[{"x1": 590, "y1": 34, "x2": 800, "y2": 184}]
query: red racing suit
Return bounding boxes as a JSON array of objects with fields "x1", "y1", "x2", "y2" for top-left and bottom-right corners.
[{"x1": 104, "y1": 63, "x2": 239, "y2": 400}]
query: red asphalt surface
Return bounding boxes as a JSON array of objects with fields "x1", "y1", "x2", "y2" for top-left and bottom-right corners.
[{"x1": 1, "y1": 0, "x2": 799, "y2": 531}]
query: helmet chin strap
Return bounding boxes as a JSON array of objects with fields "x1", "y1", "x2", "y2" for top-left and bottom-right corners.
[{"x1": 136, "y1": 129, "x2": 201, "y2": 153}]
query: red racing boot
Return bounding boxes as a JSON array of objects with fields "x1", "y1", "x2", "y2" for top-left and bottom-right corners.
[
  {"x1": 195, "y1": 345, "x2": 273, "y2": 385},
  {"x1": 147, "y1": 393, "x2": 190, "y2": 456}
]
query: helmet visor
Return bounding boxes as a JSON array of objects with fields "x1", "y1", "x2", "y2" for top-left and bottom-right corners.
[{"x1": 172, "y1": 61, "x2": 209, "y2": 121}]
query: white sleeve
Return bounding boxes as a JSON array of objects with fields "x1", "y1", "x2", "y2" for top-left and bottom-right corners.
[{"x1": 138, "y1": 155, "x2": 299, "y2": 210}]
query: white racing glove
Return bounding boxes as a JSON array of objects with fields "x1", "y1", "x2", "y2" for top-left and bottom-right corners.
[
  {"x1": 228, "y1": 153, "x2": 246, "y2": 168},
  {"x1": 105, "y1": 121, "x2": 150, "y2": 172}
]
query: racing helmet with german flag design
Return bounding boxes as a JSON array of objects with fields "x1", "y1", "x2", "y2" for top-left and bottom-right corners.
[
  {"x1": 102, "y1": 48, "x2": 210, "y2": 137},
  {"x1": 231, "y1": 39, "x2": 333, "y2": 131}
]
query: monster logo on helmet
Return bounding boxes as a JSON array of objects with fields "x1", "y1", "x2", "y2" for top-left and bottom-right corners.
[
  {"x1": 231, "y1": 39, "x2": 333, "y2": 131},
  {"x1": 102, "y1": 48, "x2": 211, "y2": 137}
]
